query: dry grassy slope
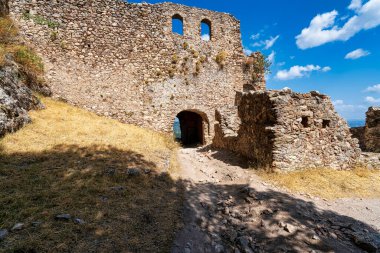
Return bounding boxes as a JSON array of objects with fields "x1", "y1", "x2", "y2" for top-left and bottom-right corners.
[
  {"x1": 0, "y1": 97, "x2": 183, "y2": 253},
  {"x1": 258, "y1": 168, "x2": 380, "y2": 199}
]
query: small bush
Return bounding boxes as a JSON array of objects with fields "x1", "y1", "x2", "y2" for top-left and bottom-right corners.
[
  {"x1": 50, "y1": 31, "x2": 58, "y2": 41},
  {"x1": 0, "y1": 44, "x2": 6, "y2": 66},
  {"x1": 194, "y1": 60, "x2": 201, "y2": 75},
  {"x1": 0, "y1": 16, "x2": 18, "y2": 44},
  {"x1": 171, "y1": 54, "x2": 178, "y2": 64},
  {"x1": 168, "y1": 68, "x2": 175, "y2": 78},
  {"x1": 12, "y1": 45, "x2": 44, "y2": 74},
  {"x1": 245, "y1": 52, "x2": 271, "y2": 82},
  {"x1": 215, "y1": 51, "x2": 228, "y2": 68},
  {"x1": 23, "y1": 12, "x2": 60, "y2": 29}
]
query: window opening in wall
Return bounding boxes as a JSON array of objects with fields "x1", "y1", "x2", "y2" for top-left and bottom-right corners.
[
  {"x1": 201, "y1": 19, "x2": 211, "y2": 41},
  {"x1": 301, "y1": 116, "x2": 310, "y2": 128},
  {"x1": 172, "y1": 14, "x2": 184, "y2": 36},
  {"x1": 322, "y1": 119, "x2": 331, "y2": 128}
]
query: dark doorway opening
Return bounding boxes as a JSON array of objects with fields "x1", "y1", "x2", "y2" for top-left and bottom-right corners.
[{"x1": 175, "y1": 111, "x2": 204, "y2": 146}]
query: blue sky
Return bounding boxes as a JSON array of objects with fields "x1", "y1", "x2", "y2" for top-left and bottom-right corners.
[{"x1": 129, "y1": 0, "x2": 380, "y2": 120}]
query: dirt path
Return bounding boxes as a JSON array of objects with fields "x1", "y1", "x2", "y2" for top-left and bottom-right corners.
[{"x1": 172, "y1": 147, "x2": 380, "y2": 253}]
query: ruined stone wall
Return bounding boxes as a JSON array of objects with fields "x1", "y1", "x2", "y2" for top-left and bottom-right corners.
[
  {"x1": 8, "y1": 0, "x2": 258, "y2": 142},
  {"x1": 214, "y1": 90, "x2": 361, "y2": 171},
  {"x1": 350, "y1": 127, "x2": 366, "y2": 151},
  {"x1": 365, "y1": 107, "x2": 380, "y2": 152}
]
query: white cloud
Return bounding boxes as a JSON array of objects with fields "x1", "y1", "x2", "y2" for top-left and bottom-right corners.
[
  {"x1": 201, "y1": 34, "x2": 210, "y2": 41},
  {"x1": 296, "y1": 0, "x2": 380, "y2": 49},
  {"x1": 275, "y1": 64, "x2": 331, "y2": 80},
  {"x1": 243, "y1": 47, "x2": 253, "y2": 56},
  {"x1": 349, "y1": 0, "x2": 362, "y2": 11},
  {"x1": 252, "y1": 35, "x2": 280, "y2": 49},
  {"x1": 332, "y1": 99, "x2": 367, "y2": 119},
  {"x1": 333, "y1": 100, "x2": 345, "y2": 106},
  {"x1": 333, "y1": 100, "x2": 366, "y2": 110},
  {"x1": 322, "y1": 66, "x2": 332, "y2": 72},
  {"x1": 365, "y1": 96, "x2": 380, "y2": 103},
  {"x1": 264, "y1": 35, "x2": 280, "y2": 49},
  {"x1": 250, "y1": 33, "x2": 260, "y2": 40},
  {"x1": 365, "y1": 84, "x2": 380, "y2": 92},
  {"x1": 267, "y1": 51, "x2": 275, "y2": 63},
  {"x1": 345, "y1": 48, "x2": 370, "y2": 59},
  {"x1": 277, "y1": 61, "x2": 286, "y2": 67},
  {"x1": 252, "y1": 42, "x2": 262, "y2": 47}
]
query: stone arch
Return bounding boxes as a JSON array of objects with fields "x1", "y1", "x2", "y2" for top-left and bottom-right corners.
[
  {"x1": 175, "y1": 110, "x2": 209, "y2": 146},
  {"x1": 200, "y1": 18, "x2": 212, "y2": 41},
  {"x1": 172, "y1": 14, "x2": 184, "y2": 36}
]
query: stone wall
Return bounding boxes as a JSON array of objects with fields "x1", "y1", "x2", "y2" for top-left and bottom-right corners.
[
  {"x1": 350, "y1": 127, "x2": 366, "y2": 150},
  {"x1": 214, "y1": 89, "x2": 361, "y2": 171},
  {"x1": 8, "y1": 0, "x2": 261, "y2": 143},
  {"x1": 365, "y1": 107, "x2": 380, "y2": 152}
]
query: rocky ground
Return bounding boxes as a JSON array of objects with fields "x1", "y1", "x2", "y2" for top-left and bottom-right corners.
[{"x1": 172, "y1": 147, "x2": 380, "y2": 253}]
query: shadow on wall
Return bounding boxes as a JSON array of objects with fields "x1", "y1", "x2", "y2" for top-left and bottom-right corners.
[{"x1": 0, "y1": 144, "x2": 184, "y2": 253}]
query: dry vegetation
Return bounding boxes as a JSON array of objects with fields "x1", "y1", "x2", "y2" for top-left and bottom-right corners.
[
  {"x1": 257, "y1": 168, "x2": 380, "y2": 200},
  {"x1": 1, "y1": 16, "x2": 49, "y2": 94},
  {"x1": 0, "y1": 97, "x2": 183, "y2": 252}
]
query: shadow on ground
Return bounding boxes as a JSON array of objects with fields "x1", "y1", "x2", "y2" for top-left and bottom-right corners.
[
  {"x1": 0, "y1": 144, "x2": 183, "y2": 253},
  {"x1": 197, "y1": 145, "x2": 249, "y2": 168},
  {"x1": 1, "y1": 145, "x2": 380, "y2": 252},
  {"x1": 173, "y1": 182, "x2": 380, "y2": 253}
]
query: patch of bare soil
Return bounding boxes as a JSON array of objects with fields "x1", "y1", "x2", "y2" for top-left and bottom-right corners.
[{"x1": 172, "y1": 147, "x2": 380, "y2": 253}]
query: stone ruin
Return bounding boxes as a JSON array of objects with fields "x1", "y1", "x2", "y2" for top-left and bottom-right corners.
[
  {"x1": 2, "y1": 0, "x2": 370, "y2": 170},
  {"x1": 351, "y1": 107, "x2": 380, "y2": 153},
  {"x1": 214, "y1": 90, "x2": 361, "y2": 171}
]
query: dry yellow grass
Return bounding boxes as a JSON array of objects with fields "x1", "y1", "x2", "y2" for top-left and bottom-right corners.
[
  {"x1": 1, "y1": 97, "x2": 178, "y2": 170},
  {"x1": 0, "y1": 97, "x2": 182, "y2": 252},
  {"x1": 257, "y1": 168, "x2": 380, "y2": 200}
]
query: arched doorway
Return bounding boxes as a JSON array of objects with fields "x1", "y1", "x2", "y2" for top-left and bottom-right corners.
[{"x1": 175, "y1": 111, "x2": 205, "y2": 146}]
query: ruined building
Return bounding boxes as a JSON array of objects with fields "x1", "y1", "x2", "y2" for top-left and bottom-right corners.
[
  {"x1": 351, "y1": 107, "x2": 380, "y2": 153},
  {"x1": 5, "y1": 0, "x2": 362, "y2": 170}
]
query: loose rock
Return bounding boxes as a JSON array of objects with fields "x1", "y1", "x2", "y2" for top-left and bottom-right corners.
[
  {"x1": 0, "y1": 229, "x2": 8, "y2": 241},
  {"x1": 55, "y1": 214, "x2": 71, "y2": 221},
  {"x1": 11, "y1": 223, "x2": 24, "y2": 231}
]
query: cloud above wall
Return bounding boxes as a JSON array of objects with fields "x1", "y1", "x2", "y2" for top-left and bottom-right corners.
[
  {"x1": 267, "y1": 51, "x2": 275, "y2": 63},
  {"x1": 243, "y1": 47, "x2": 253, "y2": 56},
  {"x1": 345, "y1": 48, "x2": 370, "y2": 59},
  {"x1": 365, "y1": 84, "x2": 380, "y2": 92},
  {"x1": 250, "y1": 33, "x2": 261, "y2": 40},
  {"x1": 252, "y1": 35, "x2": 280, "y2": 50},
  {"x1": 275, "y1": 64, "x2": 331, "y2": 80},
  {"x1": 365, "y1": 96, "x2": 380, "y2": 103},
  {"x1": 296, "y1": 0, "x2": 380, "y2": 49}
]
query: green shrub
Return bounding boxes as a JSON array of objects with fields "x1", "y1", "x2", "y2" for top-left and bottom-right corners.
[
  {"x1": 23, "y1": 12, "x2": 60, "y2": 29},
  {"x1": 13, "y1": 45, "x2": 44, "y2": 74},
  {"x1": 245, "y1": 52, "x2": 271, "y2": 82}
]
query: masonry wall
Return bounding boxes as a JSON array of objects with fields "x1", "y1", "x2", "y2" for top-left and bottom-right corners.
[
  {"x1": 8, "y1": 0, "x2": 259, "y2": 143},
  {"x1": 350, "y1": 127, "x2": 366, "y2": 150},
  {"x1": 365, "y1": 107, "x2": 380, "y2": 152},
  {"x1": 214, "y1": 90, "x2": 361, "y2": 171}
]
